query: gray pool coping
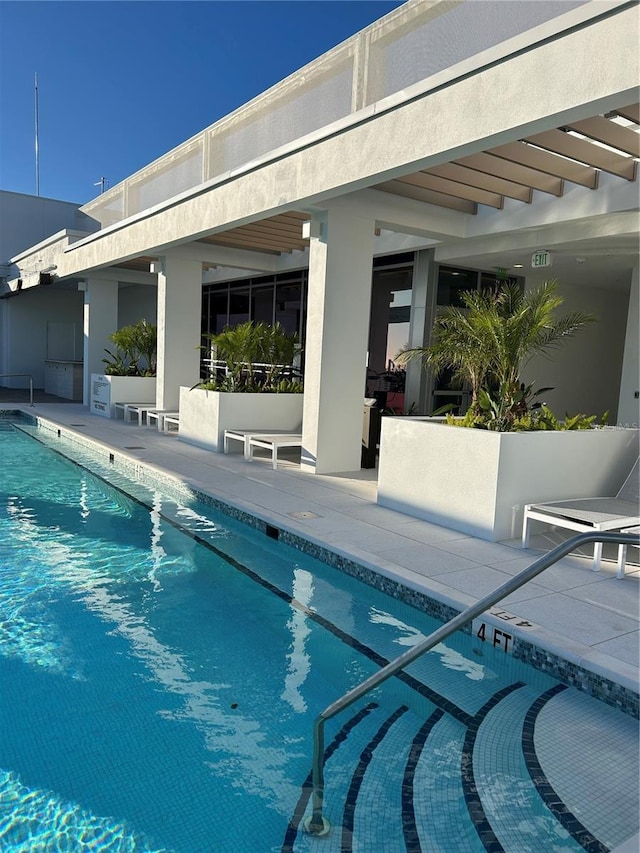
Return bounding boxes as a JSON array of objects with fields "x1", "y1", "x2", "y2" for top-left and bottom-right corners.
[{"x1": 3, "y1": 401, "x2": 638, "y2": 717}]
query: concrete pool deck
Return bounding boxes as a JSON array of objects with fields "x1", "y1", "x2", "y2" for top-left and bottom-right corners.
[{"x1": 4, "y1": 399, "x2": 638, "y2": 704}]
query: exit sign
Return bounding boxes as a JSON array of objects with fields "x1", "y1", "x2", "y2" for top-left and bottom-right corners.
[{"x1": 532, "y1": 250, "x2": 552, "y2": 268}]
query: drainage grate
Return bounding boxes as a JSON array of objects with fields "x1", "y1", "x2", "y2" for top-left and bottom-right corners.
[
  {"x1": 69, "y1": 424, "x2": 86, "y2": 427},
  {"x1": 123, "y1": 446, "x2": 146, "y2": 450},
  {"x1": 288, "y1": 510, "x2": 322, "y2": 519}
]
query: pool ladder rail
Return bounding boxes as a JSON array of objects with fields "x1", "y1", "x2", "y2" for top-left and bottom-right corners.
[
  {"x1": 304, "y1": 529, "x2": 640, "y2": 836},
  {"x1": 0, "y1": 373, "x2": 34, "y2": 406}
]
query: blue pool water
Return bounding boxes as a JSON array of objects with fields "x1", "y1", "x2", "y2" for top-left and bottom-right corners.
[{"x1": 0, "y1": 418, "x2": 637, "y2": 852}]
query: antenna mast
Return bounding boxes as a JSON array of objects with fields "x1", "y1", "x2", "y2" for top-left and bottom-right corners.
[{"x1": 34, "y1": 72, "x2": 40, "y2": 196}]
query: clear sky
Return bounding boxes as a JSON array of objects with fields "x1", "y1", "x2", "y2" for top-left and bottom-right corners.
[{"x1": 0, "y1": 0, "x2": 404, "y2": 204}]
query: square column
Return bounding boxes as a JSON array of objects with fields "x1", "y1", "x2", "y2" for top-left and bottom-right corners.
[
  {"x1": 81, "y1": 277, "x2": 118, "y2": 405},
  {"x1": 155, "y1": 252, "x2": 203, "y2": 410},
  {"x1": 617, "y1": 264, "x2": 639, "y2": 427},
  {"x1": 301, "y1": 208, "x2": 374, "y2": 474},
  {"x1": 404, "y1": 248, "x2": 436, "y2": 414}
]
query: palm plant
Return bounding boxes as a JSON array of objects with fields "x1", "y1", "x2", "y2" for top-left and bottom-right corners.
[
  {"x1": 406, "y1": 287, "x2": 497, "y2": 410},
  {"x1": 399, "y1": 280, "x2": 596, "y2": 430},
  {"x1": 103, "y1": 319, "x2": 157, "y2": 376},
  {"x1": 201, "y1": 321, "x2": 301, "y2": 392}
]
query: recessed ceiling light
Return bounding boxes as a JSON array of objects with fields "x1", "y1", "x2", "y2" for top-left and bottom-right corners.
[{"x1": 513, "y1": 264, "x2": 524, "y2": 269}]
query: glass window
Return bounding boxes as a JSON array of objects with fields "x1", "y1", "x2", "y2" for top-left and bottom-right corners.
[
  {"x1": 386, "y1": 287, "x2": 411, "y2": 368},
  {"x1": 437, "y1": 267, "x2": 478, "y2": 306},
  {"x1": 229, "y1": 287, "x2": 250, "y2": 326},
  {"x1": 251, "y1": 284, "x2": 275, "y2": 325},
  {"x1": 208, "y1": 288, "x2": 229, "y2": 334},
  {"x1": 275, "y1": 281, "x2": 303, "y2": 338}
]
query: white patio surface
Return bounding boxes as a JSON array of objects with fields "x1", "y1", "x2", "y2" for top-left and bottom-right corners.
[{"x1": 8, "y1": 401, "x2": 639, "y2": 697}]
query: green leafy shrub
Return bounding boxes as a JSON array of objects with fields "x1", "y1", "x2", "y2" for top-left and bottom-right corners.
[
  {"x1": 102, "y1": 319, "x2": 157, "y2": 377},
  {"x1": 196, "y1": 321, "x2": 302, "y2": 393},
  {"x1": 399, "y1": 280, "x2": 597, "y2": 431},
  {"x1": 445, "y1": 404, "x2": 608, "y2": 431}
]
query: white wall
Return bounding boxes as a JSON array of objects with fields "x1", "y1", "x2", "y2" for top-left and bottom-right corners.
[
  {"x1": 522, "y1": 273, "x2": 629, "y2": 422},
  {"x1": 117, "y1": 283, "x2": 157, "y2": 328},
  {"x1": 2, "y1": 288, "x2": 84, "y2": 387},
  {"x1": 0, "y1": 191, "x2": 90, "y2": 261}
]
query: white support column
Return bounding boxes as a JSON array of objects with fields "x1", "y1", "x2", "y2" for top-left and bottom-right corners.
[
  {"x1": 155, "y1": 252, "x2": 203, "y2": 410},
  {"x1": 405, "y1": 249, "x2": 437, "y2": 414},
  {"x1": 301, "y1": 207, "x2": 374, "y2": 474},
  {"x1": 81, "y1": 277, "x2": 119, "y2": 405},
  {"x1": 617, "y1": 264, "x2": 639, "y2": 427}
]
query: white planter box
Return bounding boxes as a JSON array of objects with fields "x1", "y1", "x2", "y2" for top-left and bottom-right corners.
[
  {"x1": 178, "y1": 386, "x2": 304, "y2": 453},
  {"x1": 90, "y1": 373, "x2": 156, "y2": 418},
  {"x1": 377, "y1": 417, "x2": 640, "y2": 541}
]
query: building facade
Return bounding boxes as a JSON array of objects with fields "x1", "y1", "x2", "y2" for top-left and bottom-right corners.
[{"x1": 3, "y1": 0, "x2": 638, "y2": 471}]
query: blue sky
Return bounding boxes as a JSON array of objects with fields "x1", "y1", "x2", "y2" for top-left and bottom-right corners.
[{"x1": 0, "y1": 1, "x2": 404, "y2": 204}]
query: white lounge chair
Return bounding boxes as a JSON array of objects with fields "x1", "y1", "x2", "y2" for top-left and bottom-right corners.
[
  {"x1": 616, "y1": 526, "x2": 640, "y2": 579},
  {"x1": 247, "y1": 433, "x2": 303, "y2": 469},
  {"x1": 522, "y1": 457, "x2": 640, "y2": 575},
  {"x1": 146, "y1": 410, "x2": 180, "y2": 431},
  {"x1": 123, "y1": 403, "x2": 160, "y2": 425},
  {"x1": 114, "y1": 401, "x2": 150, "y2": 420},
  {"x1": 224, "y1": 428, "x2": 292, "y2": 458}
]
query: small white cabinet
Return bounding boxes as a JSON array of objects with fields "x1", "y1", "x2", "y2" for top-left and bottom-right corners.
[{"x1": 44, "y1": 360, "x2": 83, "y2": 401}]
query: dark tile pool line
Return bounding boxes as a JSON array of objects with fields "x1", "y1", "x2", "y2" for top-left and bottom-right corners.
[
  {"x1": 19, "y1": 412, "x2": 640, "y2": 720},
  {"x1": 522, "y1": 684, "x2": 608, "y2": 853}
]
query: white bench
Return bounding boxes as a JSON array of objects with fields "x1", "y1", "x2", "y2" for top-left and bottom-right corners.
[
  {"x1": 162, "y1": 415, "x2": 180, "y2": 433},
  {"x1": 124, "y1": 403, "x2": 159, "y2": 425},
  {"x1": 247, "y1": 434, "x2": 302, "y2": 469},
  {"x1": 114, "y1": 402, "x2": 150, "y2": 420},
  {"x1": 146, "y1": 410, "x2": 180, "y2": 431},
  {"x1": 224, "y1": 428, "x2": 292, "y2": 459}
]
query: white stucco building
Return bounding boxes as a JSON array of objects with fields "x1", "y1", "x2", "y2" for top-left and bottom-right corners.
[{"x1": 2, "y1": 0, "x2": 638, "y2": 472}]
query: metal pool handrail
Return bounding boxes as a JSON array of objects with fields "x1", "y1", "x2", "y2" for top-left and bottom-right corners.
[
  {"x1": 304, "y1": 530, "x2": 640, "y2": 836},
  {"x1": 0, "y1": 373, "x2": 34, "y2": 406}
]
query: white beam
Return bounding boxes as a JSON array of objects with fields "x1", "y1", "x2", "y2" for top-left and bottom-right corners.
[
  {"x1": 320, "y1": 189, "x2": 468, "y2": 240},
  {"x1": 435, "y1": 210, "x2": 640, "y2": 263},
  {"x1": 156, "y1": 242, "x2": 280, "y2": 272}
]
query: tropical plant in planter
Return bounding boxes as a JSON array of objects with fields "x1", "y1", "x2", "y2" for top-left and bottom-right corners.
[
  {"x1": 180, "y1": 321, "x2": 303, "y2": 453},
  {"x1": 197, "y1": 320, "x2": 302, "y2": 393},
  {"x1": 102, "y1": 319, "x2": 157, "y2": 377},
  {"x1": 400, "y1": 280, "x2": 600, "y2": 431}
]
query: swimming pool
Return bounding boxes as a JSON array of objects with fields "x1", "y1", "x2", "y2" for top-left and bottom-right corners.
[{"x1": 1, "y1": 417, "x2": 638, "y2": 852}]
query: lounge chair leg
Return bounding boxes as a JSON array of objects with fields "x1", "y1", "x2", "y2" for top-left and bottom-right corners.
[
  {"x1": 616, "y1": 544, "x2": 627, "y2": 579},
  {"x1": 522, "y1": 516, "x2": 530, "y2": 550},
  {"x1": 592, "y1": 540, "x2": 603, "y2": 572}
]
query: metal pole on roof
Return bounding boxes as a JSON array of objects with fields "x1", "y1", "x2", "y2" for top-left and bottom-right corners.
[{"x1": 34, "y1": 72, "x2": 40, "y2": 196}]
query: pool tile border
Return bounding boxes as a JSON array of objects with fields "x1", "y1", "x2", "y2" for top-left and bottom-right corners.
[{"x1": 19, "y1": 413, "x2": 640, "y2": 719}]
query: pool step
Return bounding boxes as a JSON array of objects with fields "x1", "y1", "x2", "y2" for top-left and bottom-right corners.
[{"x1": 284, "y1": 682, "x2": 621, "y2": 852}]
